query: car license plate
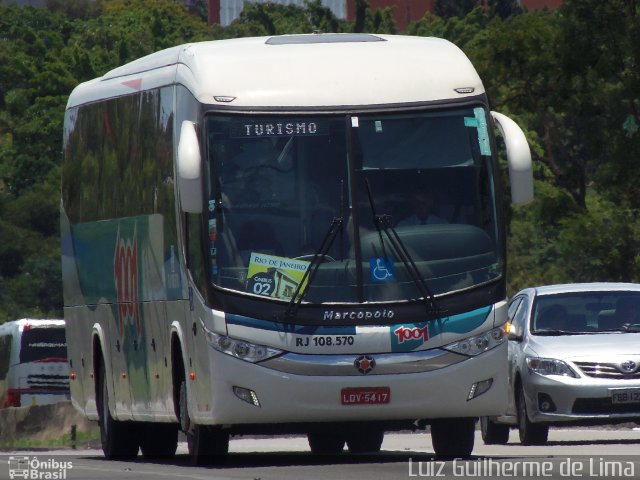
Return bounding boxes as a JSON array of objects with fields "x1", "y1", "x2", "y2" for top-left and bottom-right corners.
[
  {"x1": 611, "y1": 388, "x2": 640, "y2": 404},
  {"x1": 341, "y1": 387, "x2": 390, "y2": 405}
]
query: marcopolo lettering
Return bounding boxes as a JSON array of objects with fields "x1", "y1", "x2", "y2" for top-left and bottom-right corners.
[{"x1": 323, "y1": 309, "x2": 395, "y2": 321}]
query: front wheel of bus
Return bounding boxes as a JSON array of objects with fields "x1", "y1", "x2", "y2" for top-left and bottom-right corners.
[
  {"x1": 140, "y1": 423, "x2": 179, "y2": 458},
  {"x1": 430, "y1": 417, "x2": 475, "y2": 458},
  {"x1": 179, "y1": 380, "x2": 229, "y2": 464},
  {"x1": 346, "y1": 428, "x2": 384, "y2": 453},
  {"x1": 98, "y1": 366, "x2": 139, "y2": 459},
  {"x1": 307, "y1": 431, "x2": 345, "y2": 454}
]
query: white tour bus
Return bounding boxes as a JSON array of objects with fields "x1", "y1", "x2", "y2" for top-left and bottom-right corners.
[
  {"x1": 0, "y1": 319, "x2": 69, "y2": 408},
  {"x1": 61, "y1": 33, "x2": 533, "y2": 462}
]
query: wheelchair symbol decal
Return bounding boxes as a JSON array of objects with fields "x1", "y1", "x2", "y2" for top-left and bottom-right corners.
[{"x1": 370, "y1": 257, "x2": 395, "y2": 282}]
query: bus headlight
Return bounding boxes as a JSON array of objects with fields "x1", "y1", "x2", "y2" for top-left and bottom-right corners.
[
  {"x1": 201, "y1": 322, "x2": 282, "y2": 363},
  {"x1": 442, "y1": 326, "x2": 506, "y2": 357}
]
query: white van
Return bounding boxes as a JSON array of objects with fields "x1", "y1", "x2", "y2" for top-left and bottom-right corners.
[{"x1": 0, "y1": 319, "x2": 70, "y2": 408}]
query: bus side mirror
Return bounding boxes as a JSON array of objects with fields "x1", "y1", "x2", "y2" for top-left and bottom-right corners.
[
  {"x1": 491, "y1": 111, "x2": 533, "y2": 205},
  {"x1": 177, "y1": 121, "x2": 203, "y2": 213}
]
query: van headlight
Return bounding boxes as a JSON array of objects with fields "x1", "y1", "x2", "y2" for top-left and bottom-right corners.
[
  {"x1": 200, "y1": 321, "x2": 282, "y2": 363},
  {"x1": 442, "y1": 326, "x2": 506, "y2": 356}
]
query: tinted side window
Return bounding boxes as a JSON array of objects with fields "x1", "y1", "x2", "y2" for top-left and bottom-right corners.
[
  {"x1": 511, "y1": 296, "x2": 530, "y2": 332},
  {"x1": 0, "y1": 335, "x2": 12, "y2": 380},
  {"x1": 508, "y1": 297, "x2": 523, "y2": 321}
]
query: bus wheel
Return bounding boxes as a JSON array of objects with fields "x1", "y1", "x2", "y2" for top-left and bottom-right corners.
[
  {"x1": 307, "y1": 431, "x2": 346, "y2": 454},
  {"x1": 516, "y1": 386, "x2": 548, "y2": 445},
  {"x1": 179, "y1": 380, "x2": 229, "y2": 464},
  {"x1": 430, "y1": 417, "x2": 475, "y2": 458},
  {"x1": 140, "y1": 423, "x2": 179, "y2": 458},
  {"x1": 480, "y1": 416, "x2": 510, "y2": 445},
  {"x1": 98, "y1": 366, "x2": 139, "y2": 459},
  {"x1": 346, "y1": 428, "x2": 384, "y2": 453},
  {"x1": 187, "y1": 425, "x2": 230, "y2": 465}
]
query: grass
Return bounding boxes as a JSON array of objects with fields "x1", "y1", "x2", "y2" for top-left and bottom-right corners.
[{"x1": 0, "y1": 426, "x2": 101, "y2": 450}]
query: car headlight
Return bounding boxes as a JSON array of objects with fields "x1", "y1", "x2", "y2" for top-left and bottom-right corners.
[
  {"x1": 442, "y1": 326, "x2": 506, "y2": 356},
  {"x1": 526, "y1": 357, "x2": 578, "y2": 378},
  {"x1": 200, "y1": 320, "x2": 282, "y2": 363}
]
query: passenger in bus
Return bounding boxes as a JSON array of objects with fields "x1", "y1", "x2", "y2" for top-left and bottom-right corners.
[{"x1": 397, "y1": 190, "x2": 448, "y2": 227}]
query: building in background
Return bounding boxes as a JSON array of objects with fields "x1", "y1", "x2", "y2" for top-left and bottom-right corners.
[
  {"x1": 207, "y1": 0, "x2": 561, "y2": 30},
  {"x1": 3, "y1": 0, "x2": 562, "y2": 32}
]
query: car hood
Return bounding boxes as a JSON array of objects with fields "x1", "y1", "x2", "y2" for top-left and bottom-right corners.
[{"x1": 528, "y1": 333, "x2": 640, "y2": 362}]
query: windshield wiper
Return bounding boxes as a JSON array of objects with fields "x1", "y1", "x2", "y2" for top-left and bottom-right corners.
[
  {"x1": 364, "y1": 179, "x2": 445, "y2": 317},
  {"x1": 280, "y1": 217, "x2": 343, "y2": 320},
  {"x1": 533, "y1": 329, "x2": 577, "y2": 336}
]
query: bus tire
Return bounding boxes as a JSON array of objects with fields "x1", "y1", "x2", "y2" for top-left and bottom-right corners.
[
  {"x1": 480, "y1": 416, "x2": 510, "y2": 445},
  {"x1": 140, "y1": 423, "x2": 179, "y2": 458},
  {"x1": 179, "y1": 380, "x2": 229, "y2": 464},
  {"x1": 430, "y1": 417, "x2": 475, "y2": 458},
  {"x1": 517, "y1": 386, "x2": 548, "y2": 445},
  {"x1": 98, "y1": 365, "x2": 139, "y2": 460},
  {"x1": 307, "y1": 431, "x2": 345, "y2": 454},
  {"x1": 346, "y1": 428, "x2": 384, "y2": 453}
]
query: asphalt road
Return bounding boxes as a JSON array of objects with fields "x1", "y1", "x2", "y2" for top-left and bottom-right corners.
[{"x1": 2, "y1": 428, "x2": 640, "y2": 480}]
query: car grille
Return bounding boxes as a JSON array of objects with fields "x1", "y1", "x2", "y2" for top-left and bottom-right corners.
[
  {"x1": 574, "y1": 361, "x2": 640, "y2": 379},
  {"x1": 572, "y1": 398, "x2": 640, "y2": 415}
]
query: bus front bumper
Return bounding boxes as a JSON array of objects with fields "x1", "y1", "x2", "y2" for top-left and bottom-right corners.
[{"x1": 189, "y1": 343, "x2": 507, "y2": 426}]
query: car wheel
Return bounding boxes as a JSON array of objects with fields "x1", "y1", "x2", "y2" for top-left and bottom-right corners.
[
  {"x1": 430, "y1": 417, "x2": 475, "y2": 458},
  {"x1": 517, "y1": 386, "x2": 549, "y2": 445},
  {"x1": 480, "y1": 416, "x2": 510, "y2": 445},
  {"x1": 98, "y1": 365, "x2": 139, "y2": 459}
]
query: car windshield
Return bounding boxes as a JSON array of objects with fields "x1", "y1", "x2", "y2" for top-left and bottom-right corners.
[
  {"x1": 205, "y1": 108, "x2": 501, "y2": 304},
  {"x1": 532, "y1": 291, "x2": 640, "y2": 335}
]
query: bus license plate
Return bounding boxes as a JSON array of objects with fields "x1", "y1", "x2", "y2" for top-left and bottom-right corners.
[
  {"x1": 341, "y1": 387, "x2": 390, "y2": 405},
  {"x1": 611, "y1": 388, "x2": 640, "y2": 404}
]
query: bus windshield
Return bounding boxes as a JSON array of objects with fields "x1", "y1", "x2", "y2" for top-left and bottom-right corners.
[{"x1": 205, "y1": 106, "x2": 501, "y2": 304}]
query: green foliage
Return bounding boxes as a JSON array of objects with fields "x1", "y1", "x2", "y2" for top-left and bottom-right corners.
[{"x1": 1, "y1": 0, "x2": 640, "y2": 319}]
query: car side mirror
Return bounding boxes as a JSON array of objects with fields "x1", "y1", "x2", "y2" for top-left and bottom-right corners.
[
  {"x1": 177, "y1": 121, "x2": 203, "y2": 213},
  {"x1": 507, "y1": 331, "x2": 523, "y2": 342}
]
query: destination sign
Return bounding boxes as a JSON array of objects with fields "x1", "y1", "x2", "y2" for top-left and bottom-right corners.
[{"x1": 232, "y1": 119, "x2": 328, "y2": 138}]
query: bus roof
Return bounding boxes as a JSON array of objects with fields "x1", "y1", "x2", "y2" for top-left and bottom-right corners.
[
  {"x1": 66, "y1": 34, "x2": 485, "y2": 110},
  {"x1": 0, "y1": 319, "x2": 65, "y2": 333}
]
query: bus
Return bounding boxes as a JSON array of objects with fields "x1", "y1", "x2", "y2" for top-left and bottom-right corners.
[
  {"x1": 61, "y1": 33, "x2": 533, "y2": 461},
  {"x1": 0, "y1": 319, "x2": 69, "y2": 408}
]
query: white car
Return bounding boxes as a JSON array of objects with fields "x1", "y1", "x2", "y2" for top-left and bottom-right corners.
[{"x1": 481, "y1": 283, "x2": 640, "y2": 445}]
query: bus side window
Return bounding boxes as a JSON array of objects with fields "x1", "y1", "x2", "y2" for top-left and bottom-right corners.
[
  {"x1": 0, "y1": 335, "x2": 12, "y2": 380},
  {"x1": 186, "y1": 213, "x2": 206, "y2": 294}
]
